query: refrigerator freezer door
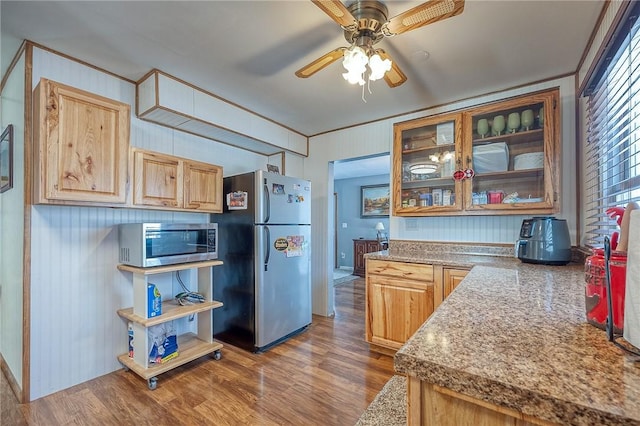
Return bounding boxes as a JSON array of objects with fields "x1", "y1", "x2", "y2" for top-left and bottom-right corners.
[
  {"x1": 255, "y1": 170, "x2": 311, "y2": 225},
  {"x1": 255, "y1": 224, "x2": 312, "y2": 349}
]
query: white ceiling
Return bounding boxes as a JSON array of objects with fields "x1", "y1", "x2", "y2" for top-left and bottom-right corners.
[{"x1": 1, "y1": 1, "x2": 603, "y2": 138}]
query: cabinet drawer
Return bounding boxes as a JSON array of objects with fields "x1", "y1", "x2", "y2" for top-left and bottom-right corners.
[
  {"x1": 367, "y1": 259, "x2": 434, "y2": 282},
  {"x1": 368, "y1": 274, "x2": 431, "y2": 290}
]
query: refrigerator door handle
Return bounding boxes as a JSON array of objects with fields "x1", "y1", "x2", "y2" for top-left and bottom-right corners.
[
  {"x1": 263, "y1": 182, "x2": 270, "y2": 223},
  {"x1": 264, "y1": 226, "x2": 270, "y2": 271}
]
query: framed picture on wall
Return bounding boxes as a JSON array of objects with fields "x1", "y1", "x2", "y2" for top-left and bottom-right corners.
[
  {"x1": 0, "y1": 124, "x2": 13, "y2": 193},
  {"x1": 361, "y1": 184, "x2": 390, "y2": 217}
]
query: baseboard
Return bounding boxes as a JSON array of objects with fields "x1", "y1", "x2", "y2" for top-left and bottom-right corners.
[
  {"x1": 368, "y1": 343, "x2": 397, "y2": 358},
  {"x1": 0, "y1": 352, "x2": 23, "y2": 403}
]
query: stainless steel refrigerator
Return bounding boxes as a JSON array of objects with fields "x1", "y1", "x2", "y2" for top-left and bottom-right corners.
[{"x1": 212, "y1": 170, "x2": 312, "y2": 352}]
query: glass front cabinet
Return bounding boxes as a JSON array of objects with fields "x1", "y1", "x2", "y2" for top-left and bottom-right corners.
[
  {"x1": 393, "y1": 112, "x2": 463, "y2": 215},
  {"x1": 393, "y1": 88, "x2": 559, "y2": 216}
]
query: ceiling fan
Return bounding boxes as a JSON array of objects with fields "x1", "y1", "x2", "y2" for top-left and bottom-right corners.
[{"x1": 295, "y1": 0, "x2": 465, "y2": 88}]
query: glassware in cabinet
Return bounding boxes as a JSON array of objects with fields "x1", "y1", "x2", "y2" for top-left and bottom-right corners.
[
  {"x1": 463, "y1": 89, "x2": 559, "y2": 213},
  {"x1": 393, "y1": 112, "x2": 463, "y2": 215}
]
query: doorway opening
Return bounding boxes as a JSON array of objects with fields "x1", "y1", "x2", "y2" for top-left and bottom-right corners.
[{"x1": 331, "y1": 153, "x2": 390, "y2": 288}]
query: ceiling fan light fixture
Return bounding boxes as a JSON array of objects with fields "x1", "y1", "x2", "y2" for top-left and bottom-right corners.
[
  {"x1": 342, "y1": 45, "x2": 368, "y2": 85},
  {"x1": 342, "y1": 45, "x2": 392, "y2": 86},
  {"x1": 368, "y1": 53, "x2": 392, "y2": 81},
  {"x1": 299, "y1": 0, "x2": 465, "y2": 88}
]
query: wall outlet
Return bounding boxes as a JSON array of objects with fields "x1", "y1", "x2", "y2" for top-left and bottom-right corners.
[
  {"x1": 342, "y1": 222, "x2": 347, "y2": 228},
  {"x1": 341, "y1": 252, "x2": 346, "y2": 259}
]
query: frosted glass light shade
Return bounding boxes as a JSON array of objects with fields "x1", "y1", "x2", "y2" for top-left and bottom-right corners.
[
  {"x1": 342, "y1": 47, "x2": 392, "y2": 85},
  {"x1": 342, "y1": 46, "x2": 368, "y2": 86},
  {"x1": 409, "y1": 162, "x2": 438, "y2": 174},
  {"x1": 368, "y1": 54, "x2": 392, "y2": 81}
]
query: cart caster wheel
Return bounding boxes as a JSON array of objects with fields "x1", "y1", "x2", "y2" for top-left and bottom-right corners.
[
  {"x1": 213, "y1": 350, "x2": 222, "y2": 361},
  {"x1": 148, "y1": 377, "x2": 157, "y2": 390}
]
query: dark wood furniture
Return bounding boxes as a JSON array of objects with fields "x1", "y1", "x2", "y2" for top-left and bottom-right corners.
[{"x1": 353, "y1": 239, "x2": 384, "y2": 277}]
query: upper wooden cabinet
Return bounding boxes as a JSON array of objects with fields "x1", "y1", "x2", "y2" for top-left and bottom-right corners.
[
  {"x1": 33, "y1": 78, "x2": 130, "y2": 205},
  {"x1": 462, "y1": 89, "x2": 559, "y2": 214},
  {"x1": 133, "y1": 149, "x2": 222, "y2": 213},
  {"x1": 393, "y1": 88, "x2": 559, "y2": 216},
  {"x1": 183, "y1": 160, "x2": 223, "y2": 212},
  {"x1": 393, "y1": 112, "x2": 463, "y2": 216}
]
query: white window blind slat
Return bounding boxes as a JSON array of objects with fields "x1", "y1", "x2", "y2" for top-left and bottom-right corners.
[{"x1": 583, "y1": 11, "x2": 640, "y2": 247}]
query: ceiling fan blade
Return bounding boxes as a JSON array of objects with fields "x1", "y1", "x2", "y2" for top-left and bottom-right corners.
[
  {"x1": 376, "y1": 49, "x2": 407, "y2": 88},
  {"x1": 382, "y1": 0, "x2": 465, "y2": 36},
  {"x1": 295, "y1": 47, "x2": 347, "y2": 78},
  {"x1": 311, "y1": 0, "x2": 358, "y2": 31}
]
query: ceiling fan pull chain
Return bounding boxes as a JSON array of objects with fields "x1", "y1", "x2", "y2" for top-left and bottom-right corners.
[{"x1": 361, "y1": 83, "x2": 367, "y2": 103}]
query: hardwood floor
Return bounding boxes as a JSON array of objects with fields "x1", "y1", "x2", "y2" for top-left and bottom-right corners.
[{"x1": 1, "y1": 278, "x2": 395, "y2": 425}]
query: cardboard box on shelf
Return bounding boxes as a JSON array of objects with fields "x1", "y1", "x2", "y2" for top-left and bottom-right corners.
[
  {"x1": 147, "y1": 283, "x2": 162, "y2": 318},
  {"x1": 432, "y1": 189, "x2": 443, "y2": 206}
]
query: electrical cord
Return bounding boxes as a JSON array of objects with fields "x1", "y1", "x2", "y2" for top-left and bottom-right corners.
[{"x1": 174, "y1": 270, "x2": 205, "y2": 305}]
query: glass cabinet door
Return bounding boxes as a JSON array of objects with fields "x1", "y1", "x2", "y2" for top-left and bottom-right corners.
[
  {"x1": 393, "y1": 112, "x2": 463, "y2": 215},
  {"x1": 463, "y1": 89, "x2": 558, "y2": 213}
]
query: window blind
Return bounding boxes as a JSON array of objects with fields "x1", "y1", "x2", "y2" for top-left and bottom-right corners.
[{"x1": 583, "y1": 4, "x2": 640, "y2": 247}]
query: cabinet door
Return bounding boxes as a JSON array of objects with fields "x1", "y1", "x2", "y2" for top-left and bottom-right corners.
[
  {"x1": 366, "y1": 260, "x2": 439, "y2": 350},
  {"x1": 462, "y1": 88, "x2": 559, "y2": 214},
  {"x1": 443, "y1": 268, "x2": 469, "y2": 298},
  {"x1": 183, "y1": 160, "x2": 223, "y2": 212},
  {"x1": 366, "y1": 240, "x2": 382, "y2": 253},
  {"x1": 353, "y1": 240, "x2": 367, "y2": 277},
  {"x1": 133, "y1": 150, "x2": 182, "y2": 208},
  {"x1": 393, "y1": 112, "x2": 463, "y2": 216},
  {"x1": 33, "y1": 78, "x2": 130, "y2": 204},
  {"x1": 367, "y1": 274, "x2": 435, "y2": 350}
]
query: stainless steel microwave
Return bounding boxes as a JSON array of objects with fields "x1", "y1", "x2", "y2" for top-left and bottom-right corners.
[{"x1": 118, "y1": 223, "x2": 218, "y2": 267}]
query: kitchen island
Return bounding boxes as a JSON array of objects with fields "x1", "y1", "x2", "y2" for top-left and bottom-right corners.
[{"x1": 359, "y1": 244, "x2": 640, "y2": 425}]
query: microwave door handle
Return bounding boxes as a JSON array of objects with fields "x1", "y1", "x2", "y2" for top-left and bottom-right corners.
[
  {"x1": 263, "y1": 182, "x2": 270, "y2": 223},
  {"x1": 264, "y1": 226, "x2": 270, "y2": 271}
]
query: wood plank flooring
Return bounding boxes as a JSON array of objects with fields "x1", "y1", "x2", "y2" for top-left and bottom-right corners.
[{"x1": 1, "y1": 278, "x2": 396, "y2": 425}]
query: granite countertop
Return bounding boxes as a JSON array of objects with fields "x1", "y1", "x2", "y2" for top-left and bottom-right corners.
[
  {"x1": 366, "y1": 250, "x2": 519, "y2": 269},
  {"x1": 355, "y1": 375, "x2": 406, "y2": 426},
  {"x1": 365, "y1": 239, "x2": 523, "y2": 269},
  {"x1": 394, "y1": 259, "x2": 640, "y2": 425}
]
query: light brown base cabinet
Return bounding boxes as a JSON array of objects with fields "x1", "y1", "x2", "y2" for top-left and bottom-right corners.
[
  {"x1": 365, "y1": 259, "x2": 443, "y2": 353},
  {"x1": 443, "y1": 267, "x2": 470, "y2": 298},
  {"x1": 407, "y1": 377, "x2": 556, "y2": 426},
  {"x1": 116, "y1": 260, "x2": 224, "y2": 390},
  {"x1": 365, "y1": 260, "x2": 469, "y2": 354}
]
